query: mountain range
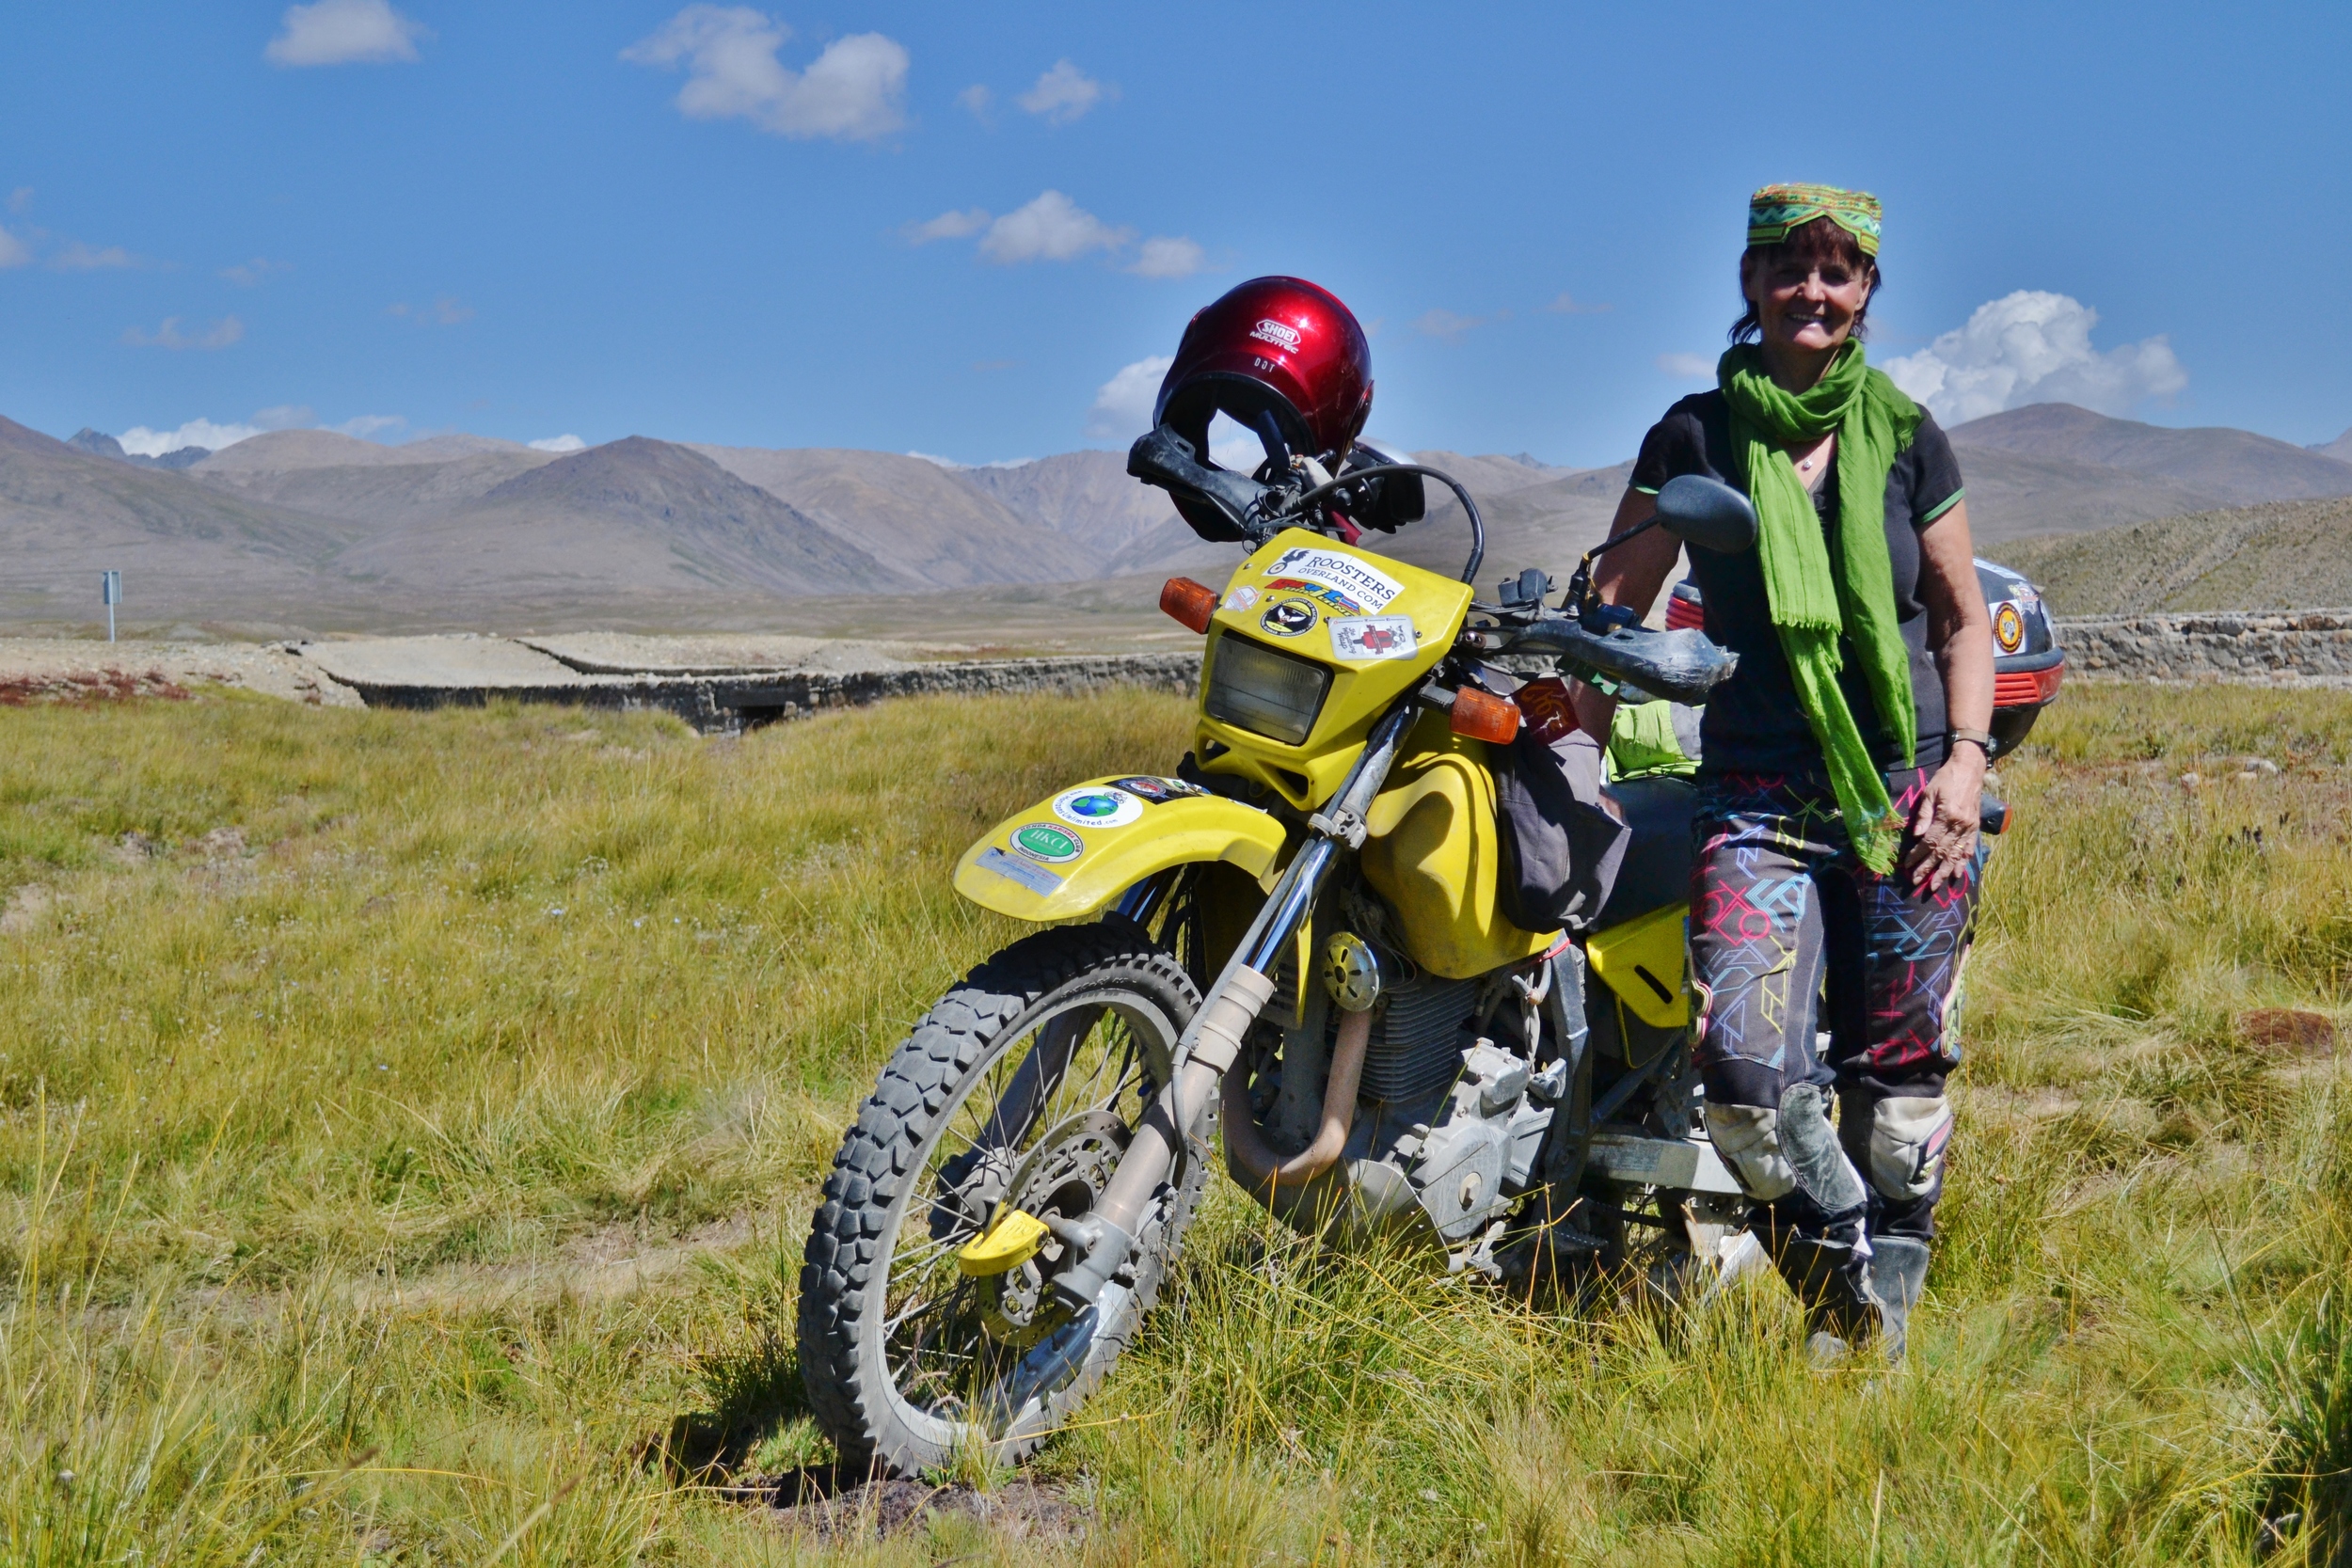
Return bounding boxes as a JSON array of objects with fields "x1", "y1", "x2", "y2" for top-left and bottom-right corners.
[{"x1": 4, "y1": 404, "x2": 2349, "y2": 636}]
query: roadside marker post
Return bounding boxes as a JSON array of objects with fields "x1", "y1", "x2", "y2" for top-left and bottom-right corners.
[{"x1": 102, "y1": 569, "x2": 120, "y2": 642}]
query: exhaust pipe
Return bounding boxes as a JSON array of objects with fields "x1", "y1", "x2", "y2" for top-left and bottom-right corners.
[{"x1": 1222, "y1": 1002, "x2": 1372, "y2": 1192}]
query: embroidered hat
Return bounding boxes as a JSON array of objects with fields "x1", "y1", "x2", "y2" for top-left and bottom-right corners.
[{"x1": 1747, "y1": 182, "x2": 1882, "y2": 258}]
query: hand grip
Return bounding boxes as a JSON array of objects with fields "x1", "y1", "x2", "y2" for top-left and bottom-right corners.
[{"x1": 1508, "y1": 616, "x2": 1740, "y2": 706}]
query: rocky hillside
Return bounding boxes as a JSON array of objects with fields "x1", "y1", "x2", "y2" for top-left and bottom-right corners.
[{"x1": 1996, "y1": 494, "x2": 2352, "y2": 615}]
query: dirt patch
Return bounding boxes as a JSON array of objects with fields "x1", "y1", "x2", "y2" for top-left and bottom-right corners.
[
  {"x1": 2237, "y1": 1008, "x2": 2338, "y2": 1056},
  {"x1": 751, "y1": 1471, "x2": 1091, "y2": 1547},
  {"x1": 0, "y1": 670, "x2": 191, "y2": 705},
  {"x1": 0, "y1": 639, "x2": 362, "y2": 707},
  {"x1": 0, "y1": 884, "x2": 52, "y2": 935},
  {"x1": 347, "y1": 1211, "x2": 762, "y2": 1312}
]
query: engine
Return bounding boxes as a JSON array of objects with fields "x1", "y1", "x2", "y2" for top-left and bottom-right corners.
[{"x1": 1244, "y1": 935, "x2": 1569, "y2": 1264}]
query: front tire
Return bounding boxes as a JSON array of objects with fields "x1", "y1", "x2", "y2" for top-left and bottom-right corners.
[{"x1": 797, "y1": 921, "x2": 1203, "y2": 1474}]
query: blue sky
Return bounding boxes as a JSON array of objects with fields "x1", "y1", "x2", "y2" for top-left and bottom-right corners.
[{"x1": 2, "y1": 1, "x2": 2346, "y2": 467}]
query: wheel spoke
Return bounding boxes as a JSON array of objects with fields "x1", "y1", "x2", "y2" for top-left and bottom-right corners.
[{"x1": 804, "y1": 940, "x2": 1199, "y2": 1465}]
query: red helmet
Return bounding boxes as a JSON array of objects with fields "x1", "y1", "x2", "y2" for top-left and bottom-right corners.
[{"x1": 1153, "y1": 276, "x2": 1373, "y2": 474}]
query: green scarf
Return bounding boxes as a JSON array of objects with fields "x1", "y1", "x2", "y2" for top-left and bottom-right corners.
[{"x1": 1717, "y1": 341, "x2": 1923, "y2": 872}]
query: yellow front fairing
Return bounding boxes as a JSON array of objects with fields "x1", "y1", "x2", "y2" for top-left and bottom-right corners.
[
  {"x1": 953, "y1": 775, "x2": 1289, "y2": 923},
  {"x1": 1195, "y1": 529, "x2": 1471, "y2": 810},
  {"x1": 1359, "y1": 709, "x2": 1560, "y2": 979}
]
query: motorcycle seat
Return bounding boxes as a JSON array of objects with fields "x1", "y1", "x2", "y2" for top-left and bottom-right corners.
[{"x1": 1594, "y1": 773, "x2": 1698, "y2": 931}]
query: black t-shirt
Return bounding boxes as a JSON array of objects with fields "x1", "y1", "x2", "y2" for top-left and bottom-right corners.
[{"x1": 1629, "y1": 390, "x2": 1966, "y2": 777}]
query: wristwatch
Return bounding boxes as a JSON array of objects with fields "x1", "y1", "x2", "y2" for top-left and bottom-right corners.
[{"x1": 1947, "y1": 727, "x2": 1993, "y2": 753}]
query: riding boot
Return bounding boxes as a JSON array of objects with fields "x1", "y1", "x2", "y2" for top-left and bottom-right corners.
[
  {"x1": 1865, "y1": 1235, "x2": 1931, "y2": 1364},
  {"x1": 1767, "y1": 1222, "x2": 1880, "y2": 1363}
]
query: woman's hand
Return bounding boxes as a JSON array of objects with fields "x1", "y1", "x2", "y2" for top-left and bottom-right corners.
[{"x1": 1901, "y1": 744, "x2": 1984, "y2": 895}]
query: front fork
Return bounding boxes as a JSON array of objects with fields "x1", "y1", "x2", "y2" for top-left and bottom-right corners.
[{"x1": 1047, "y1": 704, "x2": 1419, "y2": 1310}]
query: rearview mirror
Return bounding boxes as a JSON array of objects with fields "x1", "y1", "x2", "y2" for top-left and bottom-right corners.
[{"x1": 1654, "y1": 474, "x2": 1756, "y2": 554}]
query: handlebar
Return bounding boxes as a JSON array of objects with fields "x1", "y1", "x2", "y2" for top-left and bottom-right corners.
[
  {"x1": 1502, "y1": 611, "x2": 1740, "y2": 707},
  {"x1": 1126, "y1": 428, "x2": 1487, "y2": 586}
]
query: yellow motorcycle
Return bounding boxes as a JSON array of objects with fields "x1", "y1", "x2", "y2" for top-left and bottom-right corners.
[{"x1": 797, "y1": 431, "x2": 1758, "y2": 1473}]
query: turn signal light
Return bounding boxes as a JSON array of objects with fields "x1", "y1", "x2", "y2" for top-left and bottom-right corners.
[
  {"x1": 1161, "y1": 577, "x2": 1219, "y2": 634},
  {"x1": 1450, "y1": 687, "x2": 1522, "y2": 744}
]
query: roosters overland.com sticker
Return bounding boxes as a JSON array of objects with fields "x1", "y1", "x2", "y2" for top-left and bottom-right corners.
[
  {"x1": 1327, "y1": 615, "x2": 1417, "y2": 660},
  {"x1": 1050, "y1": 788, "x2": 1143, "y2": 831},
  {"x1": 1259, "y1": 546, "x2": 1403, "y2": 612}
]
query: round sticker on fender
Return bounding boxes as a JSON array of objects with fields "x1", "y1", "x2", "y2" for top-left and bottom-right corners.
[
  {"x1": 1051, "y1": 788, "x2": 1143, "y2": 830},
  {"x1": 1994, "y1": 602, "x2": 2025, "y2": 653},
  {"x1": 1011, "y1": 823, "x2": 1083, "y2": 863}
]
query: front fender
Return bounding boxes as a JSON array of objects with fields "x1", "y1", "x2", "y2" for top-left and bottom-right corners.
[{"x1": 953, "y1": 775, "x2": 1290, "y2": 923}]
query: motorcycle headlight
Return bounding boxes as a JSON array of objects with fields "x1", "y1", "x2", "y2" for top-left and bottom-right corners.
[{"x1": 1203, "y1": 634, "x2": 1331, "y2": 747}]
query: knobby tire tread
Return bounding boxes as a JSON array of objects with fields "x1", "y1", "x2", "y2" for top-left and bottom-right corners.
[{"x1": 797, "y1": 921, "x2": 1200, "y2": 1473}]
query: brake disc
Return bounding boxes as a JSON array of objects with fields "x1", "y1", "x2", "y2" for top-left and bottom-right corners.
[{"x1": 978, "y1": 1111, "x2": 1131, "y2": 1346}]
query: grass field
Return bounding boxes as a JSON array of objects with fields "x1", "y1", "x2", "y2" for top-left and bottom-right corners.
[{"x1": 0, "y1": 680, "x2": 2345, "y2": 1565}]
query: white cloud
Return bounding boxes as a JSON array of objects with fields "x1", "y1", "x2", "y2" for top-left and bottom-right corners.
[
  {"x1": 221, "y1": 258, "x2": 292, "y2": 287},
  {"x1": 122, "y1": 316, "x2": 246, "y2": 351},
  {"x1": 118, "y1": 418, "x2": 262, "y2": 456},
  {"x1": 52, "y1": 242, "x2": 137, "y2": 271},
  {"x1": 623, "y1": 7, "x2": 908, "y2": 142},
  {"x1": 1130, "y1": 235, "x2": 1204, "y2": 278},
  {"x1": 530, "y1": 434, "x2": 586, "y2": 452},
  {"x1": 7, "y1": 188, "x2": 30, "y2": 214},
  {"x1": 1082, "y1": 355, "x2": 1263, "y2": 466},
  {"x1": 1419, "y1": 308, "x2": 1507, "y2": 342},
  {"x1": 0, "y1": 227, "x2": 28, "y2": 268},
  {"x1": 1883, "y1": 290, "x2": 2187, "y2": 425},
  {"x1": 1543, "y1": 292, "x2": 1611, "y2": 314},
  {"x1": 264, "y1": 0, "x2": 426, "y2": 66},
  {"x1": 1205, "y1": 413, "x2": 1265, "y2": 471},
  {"x1": 904, "y1": 206, "x2": 990, "y2": 244},
  {"x1": 1656, "y1": 352, "x2": 1713, "y2": 379},
  {"x1": 956, "y1": 84, "x2": 992, "y2": 119},
  {"x1": 252, "y1": 404, "x2": 316, "y2": 429},
  {"x1": 386, "y1": 295, "x2": 472, "y2": 325},
  {"x1": 331, "y1": 414, "x2": 405, "y2": 438},
  {"x1": 1017, "y1": 59, "x2": 1108, "y2": 125},
  {"x1": 1085, "y1": 355, "x2": 1171, "y2": 440},
  {"x1": 980, "y1": 191, "x2": 1131, "y2": 264}
]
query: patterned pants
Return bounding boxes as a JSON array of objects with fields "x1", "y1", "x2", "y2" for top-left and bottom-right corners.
[{"x1": 1688, "y1": 769, "x2": 1978, "y2": 1258}]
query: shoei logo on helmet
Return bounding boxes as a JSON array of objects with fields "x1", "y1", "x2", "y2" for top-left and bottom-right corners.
[{"x1": 1248, "y1": 319, "x2": 1302, "y2": 352}]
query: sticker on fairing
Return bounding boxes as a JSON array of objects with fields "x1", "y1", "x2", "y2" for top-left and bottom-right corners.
[
  {"x1": 978, "y1": 846, "x2": 1064, "y2": 895},
  {"x1": 1264, "y1": 577, "x2": 1364, "y2": 616},
  {"x1": 1051, "y1": 788, "x2": 1143, "y2": 830},
  {"x1": 1221, "y1": 584, "x2": 1259, "y2": 612},
  {"x1": 1011, "y1": 823, "x2": 1083, "y2": 863},
  {"x1": 1327, "y1": 614, "x2": 1418, "y2": 661},
  {"x1": 1106, "y1": 775, "x2": 1209, "y2": 804},
  {"x1": 1259, "y1": 546, "x2": 1403, "y2": 611},
  {"x1": 1260, "y1": 598, "x2": 1317, "y2": 637}
]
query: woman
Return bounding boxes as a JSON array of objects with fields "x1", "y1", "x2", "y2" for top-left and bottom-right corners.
[{"x1": 1580, "y1": 184, "x2": 1994, "y2": 1364}]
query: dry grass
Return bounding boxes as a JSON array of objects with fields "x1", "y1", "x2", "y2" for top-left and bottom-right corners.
[{"x1": 0, "y1": 682, "x2": 2344, "y2": 1564}]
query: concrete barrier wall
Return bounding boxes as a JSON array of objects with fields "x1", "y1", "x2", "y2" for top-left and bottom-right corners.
[
  {"x1": 2057, "y1": 611, "x2": 2352, "y2": 686},
  {"x1": 342, "y1": 651, "x2": 1202, "y2": 733}
]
